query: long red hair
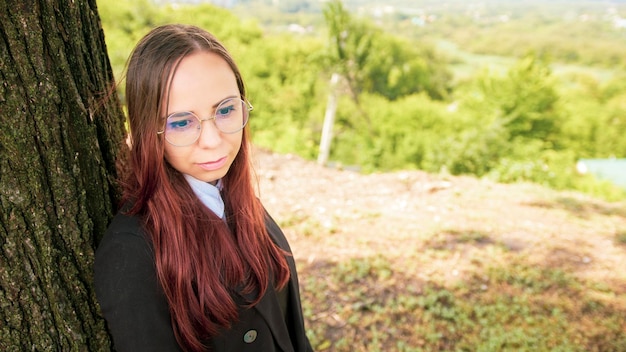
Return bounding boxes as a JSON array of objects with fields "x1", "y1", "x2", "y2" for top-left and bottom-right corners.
[{"x1": 121, "y1": 24, "x2": 290, "y2": 351}]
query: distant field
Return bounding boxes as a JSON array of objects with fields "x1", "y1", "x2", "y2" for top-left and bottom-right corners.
[{"x1": 436, "y1": 39, "x2": 623, "y2": 84}]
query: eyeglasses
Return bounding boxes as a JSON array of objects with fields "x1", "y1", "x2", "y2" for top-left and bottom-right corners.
[{"x1": 157, "y1": 98, "x2": 252, "y2": 147}]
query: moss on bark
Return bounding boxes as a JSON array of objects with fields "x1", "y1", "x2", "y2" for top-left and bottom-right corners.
[{"x1": 0, "y1": 0, "x2": 126, "y2": 350}]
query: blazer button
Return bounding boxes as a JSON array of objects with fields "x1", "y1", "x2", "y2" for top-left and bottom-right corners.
[{"x1": 243, "y1": 329, "x2": 257, "y2": 343}]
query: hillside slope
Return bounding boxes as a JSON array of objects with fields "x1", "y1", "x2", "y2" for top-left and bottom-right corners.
[
  {"x1": 253, "y1": 148, "x2": 626, "y2": 350},
  {"x1": 255, "y1": 148, "x2": 626, "y2": 285}
]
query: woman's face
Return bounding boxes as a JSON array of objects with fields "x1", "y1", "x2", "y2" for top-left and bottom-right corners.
[{"x1": 163, "y1": 51, "x2": 243, "y2": 184}]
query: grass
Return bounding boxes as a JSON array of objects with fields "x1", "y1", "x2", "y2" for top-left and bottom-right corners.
[{"x1": 299, "y1": 255, "x2": 626, "y2": 351}]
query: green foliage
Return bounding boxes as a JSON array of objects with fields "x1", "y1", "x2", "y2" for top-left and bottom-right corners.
[
  {"x1": 459, "y1": 55, "x2": 563, "y2": 144},
  {"x1": 556, "y1": 72, "x2": 626, "y2": 160},
  {"x1": 98, "y1": 0, "x2": 262, "y2": 91},
  {"x1": 328, "y1": 93, "x2": 454, "y2": 171},
  {"x1": 363, "y1": 31, "x2": 452, "y2": 100},
  {"x1": 422, "y1": 55, "x2": 562, "y2": 177},
  {"x1": 321, "y1": 0, "x2": 451, "y2": 101},
  {"x1": 423, "y1": 120, "x2": 511, "y2": 176},
  {"x1": 98, "y1": 0, "x2": 158, "y2": 78},
  {"x1": 242, "y1": 34, "x2": 325, "y2": 158},
  {"x1": 416, "y1": 53, "x2": 626, "y2": 200},
  {"x1": 97, "y1": 0, "x2": 626, "y2": 200}
]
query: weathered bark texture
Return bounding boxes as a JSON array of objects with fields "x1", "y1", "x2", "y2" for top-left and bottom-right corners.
[{"x1": 0, "y1": 0, "x2": 126, "y2": 350}]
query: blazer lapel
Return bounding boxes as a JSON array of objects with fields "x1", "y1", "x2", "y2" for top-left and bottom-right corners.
[
  {"x1": 236, "y1": 211, "x2": 310, "y2": 352},
  {"x1": 245, "y1": 284, "x2": 295, "y2": 352}
]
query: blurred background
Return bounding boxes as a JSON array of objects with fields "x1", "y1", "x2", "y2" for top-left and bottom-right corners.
[{"x1": 97, "y1": 1, "x2": 626, "y2": 350}]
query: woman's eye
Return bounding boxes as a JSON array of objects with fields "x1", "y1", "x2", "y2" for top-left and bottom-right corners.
[
  {"x1": 216, "y1": 105, "x2": 235, "y2": 118},
  {"x1": 170, "y1": 120, "x2": 189, "y2": 128},
  {"x1": 167, "y1": 115, "x2": 196, "y2": 130}
]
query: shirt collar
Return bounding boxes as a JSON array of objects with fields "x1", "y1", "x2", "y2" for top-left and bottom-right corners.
[{"x1": 183, "y1": 174, "x2": 225, "y2": 219}]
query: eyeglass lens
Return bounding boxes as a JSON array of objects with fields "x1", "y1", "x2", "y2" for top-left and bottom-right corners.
[{"x1": 164, "y1": 98, "x2": 249, "y2": 146}]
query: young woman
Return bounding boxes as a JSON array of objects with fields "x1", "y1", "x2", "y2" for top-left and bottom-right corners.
[{"x1": 95, "y1": 24, "x2": 313, "y2": 352}]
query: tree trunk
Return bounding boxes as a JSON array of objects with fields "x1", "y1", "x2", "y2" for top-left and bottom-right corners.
[
  {"x1": 0, "y1": 0, "x2": 126, "y2": 350},
  {"x1": 317, "y1": 73, "x2": 340, "y2": 166}
]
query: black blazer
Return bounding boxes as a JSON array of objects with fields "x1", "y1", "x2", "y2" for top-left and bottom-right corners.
[{"x1": 94, "y1": 211, "x2": 313, "y2": 352}]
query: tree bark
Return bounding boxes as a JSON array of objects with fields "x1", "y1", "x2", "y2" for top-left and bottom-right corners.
[
  {"x1": 317, "y1": 73, "x2": 340, "y2": 166},
  {"x1": 0, "y1": 0, "x2": 126, "y2": 350}
]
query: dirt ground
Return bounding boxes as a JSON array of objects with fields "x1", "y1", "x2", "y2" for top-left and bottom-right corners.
[{"x1": 253, "y1": 148, "x2": 626, "y2": 295}]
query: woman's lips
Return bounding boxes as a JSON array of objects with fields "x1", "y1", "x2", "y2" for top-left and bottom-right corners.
[{"x1": 197, "y1": 157, "x2": 227, "y2": 171}]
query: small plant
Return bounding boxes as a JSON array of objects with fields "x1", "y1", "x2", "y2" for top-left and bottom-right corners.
[{"x1": 616, "y1": 230, "x2": 626, "y2": 245}]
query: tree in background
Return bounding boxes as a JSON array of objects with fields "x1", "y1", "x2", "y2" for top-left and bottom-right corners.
[
  {"x1": 559, "y1": 73, "x2": 626, "y2": 159},
  {"x1": 0, "y1": 0, "x2": 126, "y2": 349},
  {"x1": 491, "y1": 55, "x2": 562, "y2": 144},
  {"x1": 427, "y1": 54, "x2": 565, "y2": 177},
  {"x1": 317, "y1": 0, "x2": 373, "y2": 164},
  {"x1": 323, "y1": 0, "x2": 373, "y2": 103},
  {"x1": 318, "y1": 0, "x2": 453, "y2": 166}
]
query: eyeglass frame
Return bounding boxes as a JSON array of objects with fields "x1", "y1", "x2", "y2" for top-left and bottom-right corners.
[{"x1": 157, "y1": 98, "x2": 253, "y2": 147}]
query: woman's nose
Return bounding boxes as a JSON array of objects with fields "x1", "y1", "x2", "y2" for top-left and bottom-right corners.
[{"x1": 197, "y1": 118, "x2": 222, "y2": 148}]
